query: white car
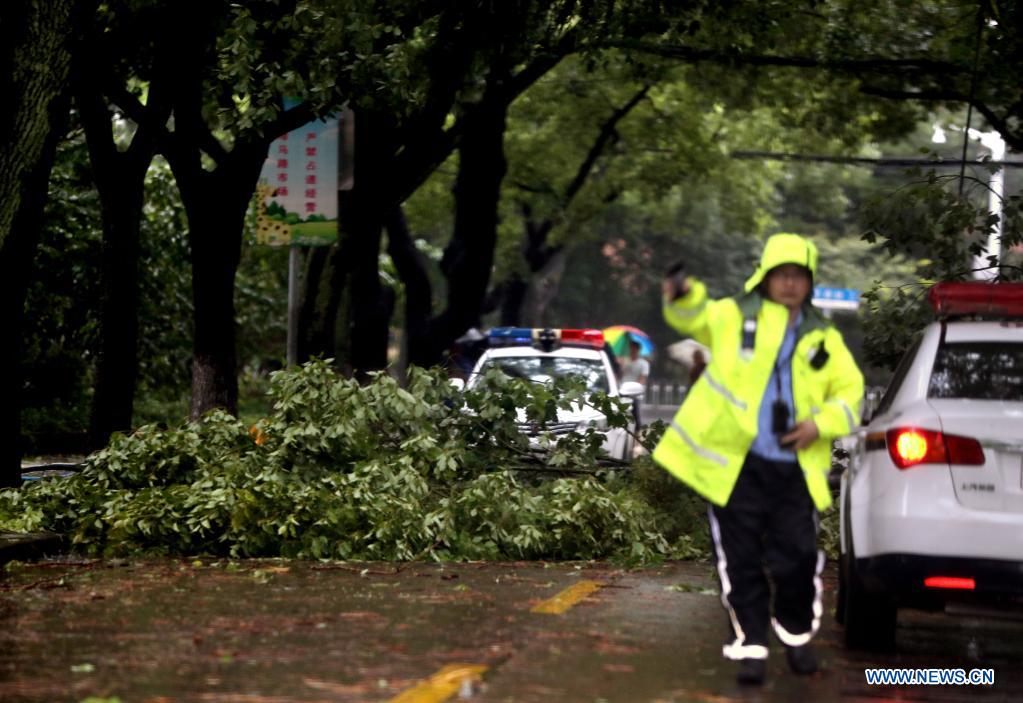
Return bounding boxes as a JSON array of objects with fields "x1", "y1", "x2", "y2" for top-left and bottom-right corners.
[
  {"x1": 459, "y1": 327, "x2": 644, "y2": 462},
  {"x1": 838, "y1": 281, "x2": 1023, "y2": 649}
]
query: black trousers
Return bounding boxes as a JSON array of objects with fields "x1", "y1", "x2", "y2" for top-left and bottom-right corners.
[{"x1": 708, "y1": 452, "x2": 823, "y2": 661}]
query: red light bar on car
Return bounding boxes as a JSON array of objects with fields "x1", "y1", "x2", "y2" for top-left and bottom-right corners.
[
  {"x1": 924, "y1": 576, "x2": 975, "y2": 590},
  {"x1": 928, "y1": 281, "x2": 1023, "y2": 318},
  {"x1": 559, "y1": 329, "x2": 605, "y2": 348}
]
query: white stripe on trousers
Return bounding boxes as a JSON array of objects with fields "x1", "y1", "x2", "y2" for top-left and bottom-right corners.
[
  {"x1": 708, "y1": 506, "x2": 769, "y2": 661},
  {"x1": 771, "y1": 548, "x2": 825, "y2": 647}
]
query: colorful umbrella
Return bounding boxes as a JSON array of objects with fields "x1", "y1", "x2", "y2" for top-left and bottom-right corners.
[{"x1": 602, "y1": 325, "x2": 654, "y2": 357}]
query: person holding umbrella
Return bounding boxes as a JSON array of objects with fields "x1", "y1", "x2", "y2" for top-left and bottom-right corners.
[
  {"x1": 603, "y1": 326, "x2": 654, "y2": 382},
  {"x1": 604, "y1": 326, "x2": 652, "y2": 423},
  {"x1": 621, "y1": 339, "x2": 650, "y2": 386},
  {"x1": 654, "y1": 233, "x2": 863, "y2": 685}
]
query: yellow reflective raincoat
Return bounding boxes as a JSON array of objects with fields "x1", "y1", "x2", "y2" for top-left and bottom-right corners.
[{"x1": 652, "y1": 234, "x2": 864, "y2": 511}]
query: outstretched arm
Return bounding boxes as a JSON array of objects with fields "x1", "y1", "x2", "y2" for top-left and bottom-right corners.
[{"x1": 663, "y1": 277, "x2": 712, "y2": 347}]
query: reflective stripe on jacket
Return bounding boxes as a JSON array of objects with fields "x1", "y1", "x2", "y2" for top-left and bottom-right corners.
[{"x1": 652, "y1": 278, "x2": 864, "y2": 511}]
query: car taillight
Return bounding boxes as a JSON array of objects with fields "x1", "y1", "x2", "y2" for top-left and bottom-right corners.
[
  {"x1": 924, "y1": 576, "x2": 975, "y2": 590},
  {"x1": 885, "y1": 427, "x2": 985, "y2": 469}
]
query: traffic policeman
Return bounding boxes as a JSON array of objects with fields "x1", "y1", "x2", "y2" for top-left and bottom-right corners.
[{"x1": 654, "y1": 233, "x2": 864, "y2": 685}]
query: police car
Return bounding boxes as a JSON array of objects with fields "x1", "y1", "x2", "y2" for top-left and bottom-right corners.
[
  {"x1": 458, "y1": 327, "x2": 644, "y2": 461},
  {"x1": 838, "y1": 281, "x2": 1023, "y2": 649}
]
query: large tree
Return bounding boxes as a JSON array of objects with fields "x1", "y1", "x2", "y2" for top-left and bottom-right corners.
[
  {"x1": 399, "y1": 3, "x2": 931, "y2": 339},
  {"x1": 103, "y1": 0, "x2": 433, "y2": 417},
  {"x1": 314, "y1": 1, "x2": 686, "y2": 373},
  {"x1": 0, "y1": 0, "x2": 94, "y2": 486},
  {"x1": 74, "y1": 0, "x2": 182, "y2": 446}
]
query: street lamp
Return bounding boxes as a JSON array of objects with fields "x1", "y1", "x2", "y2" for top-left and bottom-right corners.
[
  {"x1": 967, "y1": 128, "x2": 1005, "y2": 281},
  {"x1": 932, "y1": 125, "x2": 1006, "y2": 280}
]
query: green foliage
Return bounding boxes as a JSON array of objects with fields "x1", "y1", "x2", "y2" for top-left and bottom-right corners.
[
  {"x1": 628, "y1": 453, "x2": 711, "y2": 560},
  {"x1": 1, "y1": 361, "x2": 706, "y2": 563},
  {"x1": 818, "y1": 506, "x2": 842, "y2": 564},
  {"x1": 860, "y1": 166, "x2": 1023, "y2": 369},
  {"x1": 859, "y1": 284, "x2": 933, "y2": 371}
]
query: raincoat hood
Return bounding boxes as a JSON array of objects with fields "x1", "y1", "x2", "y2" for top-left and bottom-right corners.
[{"x1": 743, "y1": 233, "x2": 818, "y2": 293}]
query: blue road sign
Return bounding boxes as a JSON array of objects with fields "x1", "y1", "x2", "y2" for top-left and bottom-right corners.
[{"x1": 812, "y1": 286, "x2": 860, "y2": 310}]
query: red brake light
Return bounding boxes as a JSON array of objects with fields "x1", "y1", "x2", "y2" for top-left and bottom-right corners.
[
  {"x1": 888, "y1": 428, "x2": 943, "y2": 468},
  {"x1": 886, "y1": 428, "x2": 985, "y2": 469},
  {"x1": 928, "y1": 281, "x2": 1023, "y2": 318},
  {"x1": 924, "y1": 576, "x2": 975, "y2": 590}
]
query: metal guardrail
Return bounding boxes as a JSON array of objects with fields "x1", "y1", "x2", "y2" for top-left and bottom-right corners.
[{"x1": 644, "y1": 382, "x2": 689, "y2": 407}]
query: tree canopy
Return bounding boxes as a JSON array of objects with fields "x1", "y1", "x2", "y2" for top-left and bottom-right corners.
[{"x1": 3, "y1": 0, "x2": 1022, "y2": 486}]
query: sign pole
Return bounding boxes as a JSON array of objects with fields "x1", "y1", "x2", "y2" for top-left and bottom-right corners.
[
  {"x1": 287, "y1": 245, "x2": 301, "y2": 366},
  {"x1": 257, "y1": 106, "x2": 350, "y2": 367}
]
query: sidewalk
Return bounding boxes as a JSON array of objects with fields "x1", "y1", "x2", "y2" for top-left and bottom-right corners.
[{"x1": 2, "y1": 558, "x2": 1017, "y2": 702}]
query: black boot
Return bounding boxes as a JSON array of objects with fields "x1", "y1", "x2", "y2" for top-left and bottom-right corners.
[
  {"x1": 786, "y1": 644, "x2": 818, "y2": 675},
  {"x1": 736, "y1": 658, "x2": 766, "y2": 685}
]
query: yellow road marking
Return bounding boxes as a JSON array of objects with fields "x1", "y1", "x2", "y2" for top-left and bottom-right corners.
[
  {"x1": 530, "y1": 579, "x2": 603, "y2": 614},
  {"x1": 388, "y1": 664, "x2": 488, "y2": 703}
]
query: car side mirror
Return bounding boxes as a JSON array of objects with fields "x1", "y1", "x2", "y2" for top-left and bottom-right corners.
[
  {"x1": 449, "y1": 378, "x2": 466, "y2": 392},
  {"x1": 619, "y1": 381, "x2": 645, "y2": 399}
]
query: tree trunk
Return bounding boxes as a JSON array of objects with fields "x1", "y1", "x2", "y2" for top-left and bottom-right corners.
[
  {"x1": 0, "y1": 0, "x2": 82, "y2": 486},
  {"x1": 0, "y1": 133, "x2": 68, "y2": 486},
  {"x1": 489, "y1": 86, "x2": 648, "y2": 326},
  {"x1": 188, "y1": 198, "x2": 240, "y2": 419},
  {"x1": 499, "y1": 274, "x2": 529, "y2": 326},
  {"x1": 524, "y1": 248, "x2": 568, "y2": 327},
  {"x1": 344, "y1": 194, "x2": 390, "y2": 380},
  {"x1": 337, "y1": 112, "x2": 397, "y2": 380},
  {"x1": 172, "y1": 147, "x2": 266, "y2": 419},
  {"x1": 407, "y1": 81, "x2": 509, "y2": 367},
  {"x1": 87, "y1": 179, "x2": 144, "y2": 445},
  {"x1": 385, "y1": 207, "x2": 433, "y2": 378},
  {"x1": 298, "y1": 244, "x2": 348, "y2": 364},
  {"x1": 78, "y1": 83, "x2": 157, "y2": 447}
]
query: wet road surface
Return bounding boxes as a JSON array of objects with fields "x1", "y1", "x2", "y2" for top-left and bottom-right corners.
[{"x1": 1, "y1": 559, "x2": 1021, "y2": 702}]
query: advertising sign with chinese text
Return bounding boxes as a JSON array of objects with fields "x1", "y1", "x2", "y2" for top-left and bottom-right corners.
[{"x1": 255, "y1": 114, "x2": 339, "y2": 246}]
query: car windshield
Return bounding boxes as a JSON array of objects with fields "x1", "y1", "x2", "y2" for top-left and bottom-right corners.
[
  {"x1": 479, "y1": 356, "x2": 609, "y2": 393},
  {"x1": 928, "y1": 341, "x2": 1023, "y2": 401}
]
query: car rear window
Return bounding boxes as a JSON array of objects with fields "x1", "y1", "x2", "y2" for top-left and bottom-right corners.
[
  {"x1": 480, "y1": 356, "x2": 609, "y2": 393},
  {"x1": 873, "y1": 335, "x2": 922, "y2": 418},
  {"x1": 928, "y1": 342, "x2": 1023, "y2": 401}
]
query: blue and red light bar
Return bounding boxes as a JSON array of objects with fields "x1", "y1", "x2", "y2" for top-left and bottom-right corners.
[
  {"x1": 488, "y1": 327, "x2": 605, "y2": 350},
  {"x1": 928, "y1": 281, "x2": 1023, "y2": 318}
]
